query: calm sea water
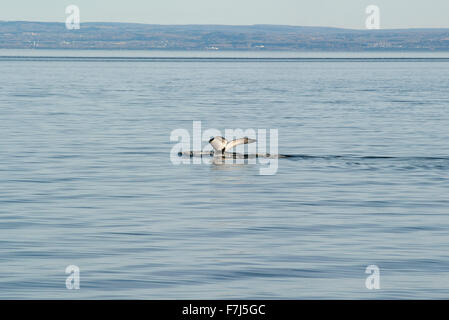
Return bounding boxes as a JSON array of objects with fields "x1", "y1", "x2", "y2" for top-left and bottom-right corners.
[{"x1": 1, "y1": 51, "x2": 449, "y2": 299}]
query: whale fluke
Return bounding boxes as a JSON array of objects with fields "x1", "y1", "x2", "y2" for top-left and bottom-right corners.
[{"x1": 208, "y1": 136, "x2": 257, "y2": 154}]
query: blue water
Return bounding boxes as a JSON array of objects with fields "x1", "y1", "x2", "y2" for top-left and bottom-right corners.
[{"x1": 1, "y1": 51, "x2": 449, "y2": 299}]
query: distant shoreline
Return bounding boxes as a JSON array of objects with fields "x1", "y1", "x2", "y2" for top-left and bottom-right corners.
[{"x1": 1, "y1": 21, "x2": 449, "y2": 51}]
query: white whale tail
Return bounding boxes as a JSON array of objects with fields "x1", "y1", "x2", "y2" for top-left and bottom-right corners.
[{"x1": 209, "y1": 136, "x2": 256, "y2": 153}]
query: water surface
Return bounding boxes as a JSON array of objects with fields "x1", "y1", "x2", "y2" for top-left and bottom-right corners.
[{"x1": 1, "y1": 51, "x2": 448, "y2": 298}]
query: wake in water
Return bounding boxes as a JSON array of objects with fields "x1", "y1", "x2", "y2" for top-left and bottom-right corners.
[
  {"x1": 177, "y1": 152, "x2": 449, "y2": 170},
  {"x1": 177, "y1": 152, "x2": 448, "y2": 161}
]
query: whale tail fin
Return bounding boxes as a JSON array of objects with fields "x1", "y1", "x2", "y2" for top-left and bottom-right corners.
[
  {"x1": 209, "y1": 136, "x2": 228, "y2": 151},
  {"x1": 224, "y1": 137, "x2": 257, "y2": 151}
]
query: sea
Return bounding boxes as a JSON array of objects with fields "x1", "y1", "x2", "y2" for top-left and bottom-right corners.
[{"x1": 0, "y1": 49, "x2": 448, "y2": 299}]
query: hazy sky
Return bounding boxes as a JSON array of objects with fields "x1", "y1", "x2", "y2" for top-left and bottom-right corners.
[{"x1": 1, "y1": 0, "x2": 448, "y2": 29}]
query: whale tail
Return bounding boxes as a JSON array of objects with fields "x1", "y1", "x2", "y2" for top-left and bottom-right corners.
[
  {"x1": 209, "y1": 136, "x2": 256, "y2": 152},
  {"x1": 224, "y1": 137, "x2": 257, "y2": 151},
  {"x1": 208, "y1": 136, "x2": 227, "y2": 151}
]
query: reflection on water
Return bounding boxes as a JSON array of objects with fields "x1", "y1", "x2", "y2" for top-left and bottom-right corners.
[{"x1": 210, "y1": 158, "x2": 257, "y2": 170}]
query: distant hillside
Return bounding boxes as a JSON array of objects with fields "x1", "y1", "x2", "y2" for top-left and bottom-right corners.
[{"x1": 1, "y1": 21, "x2": 449, "y2": 50}]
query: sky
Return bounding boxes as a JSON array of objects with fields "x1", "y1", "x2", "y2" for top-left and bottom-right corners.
[{"x1": 1, "y1": 0, "x2": 448, "y2": 29}]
